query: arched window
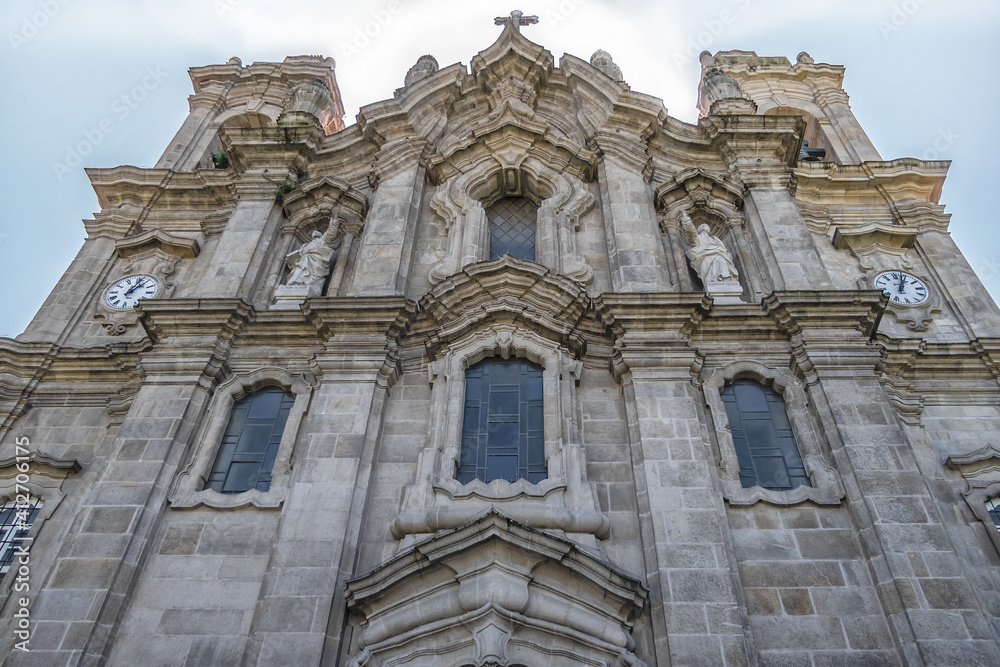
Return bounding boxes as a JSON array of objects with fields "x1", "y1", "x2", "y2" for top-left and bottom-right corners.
[
  {"x1": 457, "y1": 358, "x2": 545, "y2": 484},
  {"x1": 988, "y1": 498, "x2": 1000, "y2": 533},
  {"x1": 488, "y1": 197, "x2": 537, "y2": 261},
  {"x1": 206, "y1": 387, "x2": 295, "y2": 494},
  {"x1": 722, "y1": 379, "x2": 810, "y2": 491}
]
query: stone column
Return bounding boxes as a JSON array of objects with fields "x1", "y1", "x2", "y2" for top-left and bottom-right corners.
[
  {"x1": 536, "y1": 202, "x2": 559, "y2": 270},
  {"x1": 813, "y1": 86, "x2": 881, "y2": 164},
  {"x1": 239, "y1": 300, "x2": 407, "y2": 666},
  {"x1": 594, "y1": 132, "x2": 671, "y2": 292},
  {"x1": 241, "y1": 356, "x2": 396, "y2": 665},
  {"x1": 741, "y1": 172, "x2": 834, "y2": 291},
  {"x1": 348, "y1": 162, "x2": 425, "y2": 296},
  {"x1": 196, "y1": 173, "x2": 285, "y2": 299},
  {"x1": 154, "y1": 105, "x2": 216, "y2": 170},
  {"x1": 618, "y1": 349, "x2": 754, "y2": 667}
]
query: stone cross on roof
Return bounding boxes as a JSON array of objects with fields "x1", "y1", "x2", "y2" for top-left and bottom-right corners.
[{"x1": 494, "y1": 9, "x2": 539, "y2": 32}]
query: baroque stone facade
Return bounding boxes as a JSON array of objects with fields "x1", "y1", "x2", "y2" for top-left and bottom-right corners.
[{"x1": 2, "y1": 18, "x2": 1000, "y2": 667}]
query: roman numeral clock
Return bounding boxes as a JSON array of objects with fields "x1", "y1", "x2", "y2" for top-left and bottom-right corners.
[
  {"x1": 95, "y1": 270, "x2": 169, "y2": 336},
  {"x1": 103, "y1": 275, "x2": 159, "y2": 309},
  {"x1": 871, "y1": 269, "x2": 938, "y2": 331},
  {"x1": 873, "y1": 270, "x2": 928, "y2": 306}
]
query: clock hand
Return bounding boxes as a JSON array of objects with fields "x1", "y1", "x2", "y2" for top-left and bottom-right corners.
[{"x1": 124, "y1": 278, "x2": 145, "y2": 297}]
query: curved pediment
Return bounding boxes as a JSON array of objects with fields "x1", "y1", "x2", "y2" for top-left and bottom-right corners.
[
  {"x1": 346, "y1": 508, "x2": 647, "y2": 667},
  {"x1": 420, "y1": 257, "x2": 591, "y2": 360},
  {"x1": 279, "y1": 175, "x2": 369, "y2": 234},
  {"x1": 655, "y1": 167, "x2": 745, "y2": 215}
]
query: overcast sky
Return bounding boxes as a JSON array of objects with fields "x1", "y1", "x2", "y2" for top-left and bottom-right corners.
[{"x1": 1, "y1": 0, "x2": 997, "y2": 337}]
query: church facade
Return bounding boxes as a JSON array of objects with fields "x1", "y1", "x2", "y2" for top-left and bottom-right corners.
[{"x1": 2, "y1": 15, "x2": 1000, "y2": 666}]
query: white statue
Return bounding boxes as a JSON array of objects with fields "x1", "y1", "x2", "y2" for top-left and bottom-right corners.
[
  {"x1": 678, "y1": 211, "x2": 739, "y2": 284},
  {"x1": 284, "y1": 214, "x2": 339, "y2": 292}
]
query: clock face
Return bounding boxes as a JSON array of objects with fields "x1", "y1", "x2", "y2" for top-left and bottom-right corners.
[
  {"x1": 104, "y1": 275, "x2": 159, "y2": 310},
  {"x1": 873, "y1": 271, "x2": 928, "y2": 306}
]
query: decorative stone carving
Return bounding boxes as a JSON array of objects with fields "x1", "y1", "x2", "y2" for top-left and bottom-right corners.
[
  {"x1": 347, "y1": 509, "x2": 648, "y2": 667},
  {"x1": 403, "y1": 54, "x2": 439, "y2": 87},
  {"x1": 590, "y1": 49, "x2": 624, "y2": 82},
  {"x1": 272, "y1": 213, "x2": 339, "y2": 309},
  {"x1": 698, "y1": 67, "x2": 757, "y2": 115},
  {"x1": 393, "y1": 261, "x2": 607, "y2": 548},
  {"x1": 94, "y1": 250, "x2": 180, "y2": 335},
  {"x1": 429, "y1": 160, "x2": 594, "y2": 286},
  {"x1": 278, "y1": 78, "x2": 339, "y2": 132},
  {"x1": 678, "y1": 210, "x2": 743, "y2": 301}
]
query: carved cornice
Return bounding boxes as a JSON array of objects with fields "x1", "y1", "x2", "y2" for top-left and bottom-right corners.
[
  {"x1": 793, "y1": 159, "x2": 950, "y2": 206},
  {"x1": 221, "y1": 125, "x2": 323, "y2": 186},
  {"x1": 832, "y1": 223, "x2": 918, "y2": 252},
  {"x1": 0, "y1": 450, "x2": 82, "y2": 476},
  {"x1": 421, "y1": 258, "x2": 591, "y2": 360},
  {"x1": 700, "y1": 114, "x2": 803, "y2": 178},
  {"x1": 879, "y1": 337, "x2": 1000, "y2": 385},
  {"x1": 87, "y1": 166, "x2": 235, "y2": 212},
  {"x1": 945, "y1": 444, "x2": 1000, "y2": 470},
  {"x1": 115, "y1": 229, "x2": 200, "y2": 259}
]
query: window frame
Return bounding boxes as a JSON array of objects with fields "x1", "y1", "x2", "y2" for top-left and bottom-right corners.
[
  {"x1": 0, "y1": 496, "x2": 42, "y2": 575},
  {"x1": 0, "y1": 450, "x2": 80, "y2": 594},
  {"x1": 702, "y1": 362, "x2": 844, "y2": 506},
  {"x1": 204, "y1": 386, "x2": 296, "y2": 494},
  {"x1": 169, "y1": 368, "x2": 313, "y2": 509},
  {"x1": 430, "y1": 326, "x2": 571, "y2": 500},
  {"x1": 943, "y1": 445, "x2": 1000, "y2": 558}
]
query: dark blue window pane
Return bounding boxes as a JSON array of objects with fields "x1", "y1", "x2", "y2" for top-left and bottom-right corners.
[
  {"x1": 721, "y1": 380, "x2": 810, "y2": 491},
  {"x1": 457, "y1": 358, "x2": 546, "y2": 484},
  {"x1": 988, "y1": 498, "x2": 1000, "y2": 532},
  {"x1": 489, "y1": 391, "x2": 519, "y2": 416},
  {"x1": 206, "y1": 387, "x2": 295, "y2": 494},
  {"x1": 488, "y1": 197, "x2": 537, "y2": 261},
  {"x1": 486, "y1": 455, "x2": 518, "y2": 483},
  {"x1": 0, "y1": 497, "x2": 42, "y2": 574}
]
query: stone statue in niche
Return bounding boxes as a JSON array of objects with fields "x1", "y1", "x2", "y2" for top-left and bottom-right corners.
[
  {"x1": 679, "y1": 211, "x2": 743, "y2": 301},
  {"x1": 285, "y1": 226, "x2": 336, "y2": 290},
  {"x1": 273, "y1": 212, "x2": 340, "y2": 309},
  {"x1": 679, "y1": 211, "x2": 739, "y2": 283}
]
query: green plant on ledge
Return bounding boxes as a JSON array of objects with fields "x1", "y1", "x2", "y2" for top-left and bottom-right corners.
[
  {"x1": 275, "y1": 180, "x2": 296, "y2": 204},
  {"x1": 211, "y1": 149, "x2": 229, "y2": 169}
]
